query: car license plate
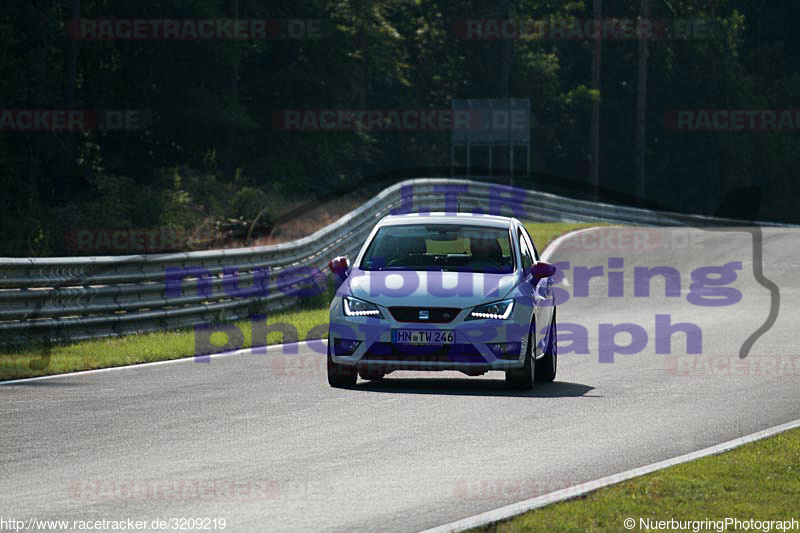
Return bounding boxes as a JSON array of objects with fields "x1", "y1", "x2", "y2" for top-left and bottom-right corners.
[{"x1": 393, "y1": 329, "x2": 454, "y2": 346}]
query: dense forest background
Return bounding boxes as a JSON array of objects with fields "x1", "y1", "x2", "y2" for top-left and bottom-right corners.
[{"x1": 1, "y1": 0, "x2": 798, "y2": 256}]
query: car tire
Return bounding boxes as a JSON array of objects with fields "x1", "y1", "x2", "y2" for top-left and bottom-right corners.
[
  {"x1": 535, "y1": 308, "x2": 557, "y2": 383},
  {"x1": 506, "y1": 326, "x2": 535, "y2": 390},
  {"x1": 327, "y1": 343, "x2": 357, "y2": 388}
]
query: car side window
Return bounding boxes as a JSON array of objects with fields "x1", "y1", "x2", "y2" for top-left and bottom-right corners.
[
  {"x1": 518, "y1": 229, "x2": 533, "y2": 273},
  {"x1": 522, "y1": 227, "x2": 540, "y2": 260}
]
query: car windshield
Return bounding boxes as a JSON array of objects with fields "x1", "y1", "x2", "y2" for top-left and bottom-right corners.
[{"x1": 360, "y1": 223, "x2": 514, "y2": 273}]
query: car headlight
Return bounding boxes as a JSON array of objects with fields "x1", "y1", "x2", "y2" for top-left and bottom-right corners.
[
  {"x1": 343, "y1": 296, "x2": 384, "y2": 318},
  {"x1": 468, "y1": 298, "x2": 514, "y2": 320}
]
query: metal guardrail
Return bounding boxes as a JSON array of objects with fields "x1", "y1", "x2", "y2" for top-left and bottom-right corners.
[{"x1": 0, "y1": 178, "x2": 788, "y2": 345}]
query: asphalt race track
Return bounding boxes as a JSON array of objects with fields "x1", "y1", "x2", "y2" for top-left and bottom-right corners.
[{"x1": 3, "y1": 227, "x2": 799, "y2": 532}]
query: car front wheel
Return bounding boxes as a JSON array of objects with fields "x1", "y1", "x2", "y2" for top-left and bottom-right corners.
[
  {"x1": 534, "y1": 308, "x2": 557, "y2": 383},
  {"x1": 506, "y1": 328, "x2": 535, "y2": 390},
  {"x1": 327, "y1": 342, "x2": 357, "y2": 388}
]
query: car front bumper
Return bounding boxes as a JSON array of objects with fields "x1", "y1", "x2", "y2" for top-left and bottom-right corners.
[{"x1": 328, "y1": 300, "x2": 532, "y2": 374}]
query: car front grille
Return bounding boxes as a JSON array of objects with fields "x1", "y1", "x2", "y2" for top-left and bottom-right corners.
[
  {"x1": 362, "y1": 341, "x2": 486, "y2": 363},
  {"x1": 388, "y1": 307, "x2": 461, "y2": 323}
]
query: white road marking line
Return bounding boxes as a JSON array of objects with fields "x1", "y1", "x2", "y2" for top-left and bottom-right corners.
[
  {"x1": 419, "y1": 418, "x2": 800, "y2": 533},
  {"x1": 0, "y1": 340, "x2": 325, "y2": 385}
]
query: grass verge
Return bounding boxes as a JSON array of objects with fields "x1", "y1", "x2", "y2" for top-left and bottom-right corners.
[
  {"x1": 475, "y1": 427, "x2": 800, "y2": 532},
  {"x1": 0, "y1": 221, "x2": 597, "y2": 381},
  {"x1": 0, "y1": 306, "x2": 330, "y2": 381},
  {"x1": 524, "y1": 222, "x2": 604, "y2": 253}
]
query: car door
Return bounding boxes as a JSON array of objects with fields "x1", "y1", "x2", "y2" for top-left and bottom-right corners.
[
  {"x1": 515, "y1": 226, "x2": 540, "y2": 329},
  {"x1": 519, "y1": 226, "x2": 554, "y2": 340}
]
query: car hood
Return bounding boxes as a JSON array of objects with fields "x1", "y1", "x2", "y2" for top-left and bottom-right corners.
[{"x1": 345, "y1": 269, "x2": 518, "y2": 309}]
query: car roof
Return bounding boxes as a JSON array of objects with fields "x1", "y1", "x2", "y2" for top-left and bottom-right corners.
[{"x1": 377, "y1": 212, "x2": 517, "y2": 229}]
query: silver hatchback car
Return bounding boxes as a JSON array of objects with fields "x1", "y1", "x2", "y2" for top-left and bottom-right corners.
[{"x1": 326, "y1": 213, "x2": 558, "y2": 389}]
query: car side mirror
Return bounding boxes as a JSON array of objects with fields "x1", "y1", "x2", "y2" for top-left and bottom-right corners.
[
  {"x1": 328, "y1": 255, "x2": 350, "y2": 280},
  {"x1": 531, "y1": 261, "x2": 556, "y2": 279}
]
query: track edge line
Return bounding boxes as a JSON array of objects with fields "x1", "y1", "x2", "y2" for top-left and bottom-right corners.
[{"x1": 419, "y1": 418, "x2": 800, "y2": 533}]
